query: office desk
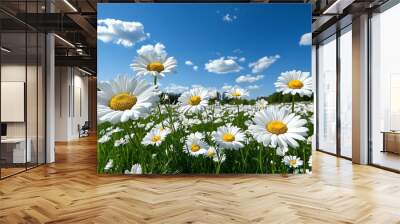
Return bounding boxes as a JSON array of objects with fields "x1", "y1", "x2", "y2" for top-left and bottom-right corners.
[
  {"x1": 1, "y1": 138, "x2": 31, "y2": 163},
  {"x1": 382, "y1": 131, "x2": 400, "y2": 154}
]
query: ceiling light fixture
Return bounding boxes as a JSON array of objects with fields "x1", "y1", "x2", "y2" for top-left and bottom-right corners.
[
  {"x1": 54, "y1": 34, "x2": 75, "y2": 48},
  {"x1": 322, "y1": 0, "x2": 354, "y2": 15},
  {"x1": 1, "y1": 47, "x2": 11, "y2": 53},
  {"x1": 63, "y1": 0, "x2": 78, "y2": 12},
  {"x1": 78, "y1": 67, "x2": 93, "y2": 76}
]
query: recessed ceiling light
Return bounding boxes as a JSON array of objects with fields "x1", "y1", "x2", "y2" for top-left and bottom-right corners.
[
  {"x1": 63, "y1": 0, "x2": 78, "y2": 12},
  {"x1": 1, "y1": 47, "x2": 11, "y2": 53},
  {"x1": 78, "y1": 67, "x2": 93, "y2": 76},
  {"x1": 54, "y1": 34, "x2": 75, "y2": 48}
]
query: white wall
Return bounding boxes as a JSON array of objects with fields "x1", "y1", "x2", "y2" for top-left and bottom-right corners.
[{"x1": 55, "y1": 67, "x2": 89, "y2": 141}]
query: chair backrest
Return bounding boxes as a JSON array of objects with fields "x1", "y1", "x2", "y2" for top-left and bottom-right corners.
[{"x1": 82, "y1": 121, "x2": 90, "y2": 129}]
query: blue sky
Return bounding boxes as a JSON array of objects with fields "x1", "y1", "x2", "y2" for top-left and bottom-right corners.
[{"x1": 98, "y1": 3, "x2": 311, "y2": 98}]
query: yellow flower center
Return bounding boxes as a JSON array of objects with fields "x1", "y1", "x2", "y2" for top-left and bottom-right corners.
[
  {"x1": 289, "y1": 159, "x2": 297, "y2": 166},
  {"x1": 266, "y1": 121, "x2": 288, "y2": 135},
  {"x1": 207, "y1": 149, "x2": 216, "y2": 157},
  {"x1": 188, "y1": 95, "x2": 201, "y2": 106},
  {"x1": 222, "y1": 133, "x2": 235, "y2": 142},
  {"x1": 109, "y1": 93, "x2": 137, "y2": 111},
  {"x1": 288, "y1": 80, "x2": 304, "y2": 89},
  {"x1": 232, "y1": 92, "x2": 241, "y2": 97},
  {"x1": 151, "y1": 135, "x2": 161, "y2": 142},
  {"x1": 147, "y1": 62, "x2": 165, "y2": 73},
  {"x1": 191, "y1": 144, "x2": 200, "y2": 152}
]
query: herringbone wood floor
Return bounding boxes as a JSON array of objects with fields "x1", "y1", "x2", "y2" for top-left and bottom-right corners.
[{"x1": 1, "y1": 136, "x2": 400, "y2": 224}]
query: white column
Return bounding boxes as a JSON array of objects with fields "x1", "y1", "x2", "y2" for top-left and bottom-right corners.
[
  {"x1": 352, "y1": 14, "x2": 369, "y2": 164},
  {"x1": 312, "y1": 45, "x2": 317, "y2": 151},
  {"x1": 46, "y1": 32, "x2": 55, "y2": 163}
]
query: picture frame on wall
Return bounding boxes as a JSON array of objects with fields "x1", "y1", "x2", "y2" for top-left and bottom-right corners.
[{"x1": 97, "y1": 3, "x2": 313, "y2": 175}]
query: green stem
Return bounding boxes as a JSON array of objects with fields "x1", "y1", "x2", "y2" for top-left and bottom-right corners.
[
  {"x1": 291, "y1": 94, "x2": 295, "y2": 113},
  {"x1": 258, "y1": 148, "x2": 263, "y2": 173},
  {"x1": 153, "y1": 76, "x2": 158, "y2": 86},
  {"x1": 240, "y1": 149, "x2": 246, "y2": 173},
  {"x1": 303, "y1": 146, "x2": 306, "y2": 174},
  {"x1": 216, "y1": 161, "x2": 221, "y2": 174}
]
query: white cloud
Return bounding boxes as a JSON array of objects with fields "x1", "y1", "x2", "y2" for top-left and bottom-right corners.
[
  {"x1": 227, "y1": 56, "x2": 238, "y2": 60},
  {"x1": 185, "y1": 60, "x2": 199, "y2": 71},
  {"x1": 248, "y1": 55, "x2": 280, "y2": 74},
  {"x1": 222, "y1": 84, "x2": 233, "y2": 91},
  {"x1": 164, "y1": 84, "x2": 189, "y2": 94},
  {"x1": 98, "y1": 18, "x2": 149, "y2": 47},
  {"x1": 299, "y1": 32, "x2": 312, "y2": 46},
  {"x1": 233, "y1": 49, "x2": 242, "y2": 54},
  {"x1": 136, "y1": 43, "x2": 167, "y2": 58},
  {"x1": 235, "y1": 74, "x2": 264, "y2": 83},
  {"x1": 191, "y1": 84, "x2": 203, "y2": 89},
  {"x1": 239, "y1": 57, "x2": 246, "y2": 62},
  {"x1": 205, "y1": 57, "x2": 242, "y2": 74},
  {"x1": 247, "y1": 85, "x2": 260, "y2": 90},
  {"x1": 223, "y1": 14, "x2": 237, "y2": 22},
  {"x1": 222, "y1": 84, "x2": 241, "y2": 91}
]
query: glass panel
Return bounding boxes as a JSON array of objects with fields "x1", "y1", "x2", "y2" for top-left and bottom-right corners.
[
  {"x1": 38, "y1": 32, "x2": 45, "y2": 165},
  {"x1": 27, "y1": 31, "x2": 38, "y2": 169},
  {"x1": 317, "y1": 35, "x2": 337, "y2": 154},
  {"x1": 371, "y1": 4, "x2": 400, "y2": 171},
  {"x1": 1, "y1": 31, "x2": 27, "y2": 177},
  {"x1": 339, "y1": 27, "x2": 352, "y2": 158}
]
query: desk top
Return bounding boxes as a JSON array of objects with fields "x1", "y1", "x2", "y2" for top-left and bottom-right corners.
[
  {"x1": 381, "y1": 131, "x2": 400, "y2": 134},
  {"x1": 1, "y1": 138, "x2": 27, "y2": 143}
]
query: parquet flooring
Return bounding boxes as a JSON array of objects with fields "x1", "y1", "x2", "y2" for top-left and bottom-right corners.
[{"x1": 1, "y1": 135, "x2": 400, "y2": 223}]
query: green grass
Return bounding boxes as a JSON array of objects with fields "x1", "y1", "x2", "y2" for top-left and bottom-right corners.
[{"x1": 97, "y1": 103, "x2": 313, "y2": 175}]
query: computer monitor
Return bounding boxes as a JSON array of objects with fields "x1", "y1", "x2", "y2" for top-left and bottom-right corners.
[{"x1": 1, "y1": 123, "x2": 7, "y2": 137}]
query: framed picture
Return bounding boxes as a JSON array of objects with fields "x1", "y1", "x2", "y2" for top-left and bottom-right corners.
[{"x1": 97, "y1": 3, "x2": 313, "y2": 175}]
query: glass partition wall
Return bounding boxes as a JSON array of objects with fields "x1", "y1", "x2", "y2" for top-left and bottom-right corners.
[
  {"x1": 317, "y1": 35, "x2": 337, "y2": 155},
  {"x1": 0, "y1": 4, "x2": 46, "y2": 179},
  {"x1": 339, "y1": 26, "x2": 352, "y2": 159},
  {"x1": 316, "y1": 25, "x2": 353, "y2": 159},
  {"x1": 370, "y1": 3, "x2": 400, "y2": 171}
]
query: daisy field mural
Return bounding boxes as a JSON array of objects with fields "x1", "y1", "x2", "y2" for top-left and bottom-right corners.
[{"x1": 97, "y1": 3, "x2": 313, "y2": 174}]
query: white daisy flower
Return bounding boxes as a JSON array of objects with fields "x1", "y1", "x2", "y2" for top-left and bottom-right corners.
[
  {"x1": 308, "y1": 156, "x2": 312, "y2": 167},
  {"x1": 185, "y1": 132, "x2": 208, "y2": 156},
  {"x1": 248, "y1": 107, "x2": 308, "y2": 148},
  {"x1": 206, "y1": 146, "x2": 217, "y2": 158},
  {"x1": 225, "y1": 87, "x2": 249, "y2": 99},
  {"x1": 283, "y1": 155, "x2": 303, "y2": 168},
  {"x1": 255, "y1": 99, "x2": 269, "y2": 110},
  {"x1": 213, "y1": 125, "x2": 245, "y2": 150},
  {"x1": 154, "y1": 123, "x2": 172, "y2": 134},
  {"x1": 178, "y1": 88, "x2": 210, "y2": 113},
  {"x1": 97, "y1": 75, "x2": 159, "y2": 124},
  {"x1": 276, "y1": 146, "x2": 288, "y2": 156},
  {"x1": 213, "y1": 153, "x2": 226, "y2": 163},
  {"x1": 114, "y1": 137, "x2": 128, "y2": 147},
  {"x1": 124, "y1": 163, "x2": 142, "y2": 175},
  {"x1": 130, "y1": 43, "x2": 177, "y2": 79},
  {"x1": 104, "y1": 159, "x2": 113, "y2": 171},
  {"x1": 275, "y1": 70, "x2": 312, "y2": 97},
  {"x1": 98, "y1": 134, "x2": 111, "y2": 144},
  {"x1": 142, "y1": 128, "x2": 168, "y2": 146}
]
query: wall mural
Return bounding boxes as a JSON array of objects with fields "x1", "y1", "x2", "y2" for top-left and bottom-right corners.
[{"x1": 97, "y1": 3, "x2": 313, "y2": 175}]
